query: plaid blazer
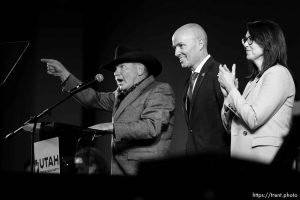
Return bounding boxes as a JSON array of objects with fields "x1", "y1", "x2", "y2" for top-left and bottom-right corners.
[{"x1": 64, "y1": 75, "x2": 175, "y2": 175}]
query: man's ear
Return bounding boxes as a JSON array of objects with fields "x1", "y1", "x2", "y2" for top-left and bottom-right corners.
[
  {"x1": 198, "y1": 39, "x2": 204, "y2": 50},
  {"x1": 137, "y1": 63, "x2": 146, "y2": 76}
]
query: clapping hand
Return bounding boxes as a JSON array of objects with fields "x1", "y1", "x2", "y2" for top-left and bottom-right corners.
[{"x1": 218, "y1": 64, "x2": 238, "y2": 97}]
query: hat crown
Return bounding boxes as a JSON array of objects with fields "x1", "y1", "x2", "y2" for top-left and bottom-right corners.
[
  {"x1": 103, "y1": 45, "x2": 163, "y2": 77},
  {"x1": 114, "y1": 45, "x2": 143, "y2": 59}
]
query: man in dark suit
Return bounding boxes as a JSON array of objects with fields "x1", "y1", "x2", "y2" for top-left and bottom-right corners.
[
  {"x1": 41, "y1": 45, "x2": 175, "y2": 175},
  {"x1": 172, "y1": 23, "x2": 230, "y2": 156}
]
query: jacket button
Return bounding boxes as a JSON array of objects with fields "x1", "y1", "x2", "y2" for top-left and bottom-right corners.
[
  {"x1": 243, "y1": 131, "x2": 247, "y2": 136},
  {"x1": 189, "y1": 129, "x2": 193, "y2": 133}
]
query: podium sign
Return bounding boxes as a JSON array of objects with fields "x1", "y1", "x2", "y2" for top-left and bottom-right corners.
[
  {"x1": 26, "y1": 122, "x2": 101, "y2": 174},
  {"x1": 34, "y1": 137, "x2": 60, "y2": 173}
]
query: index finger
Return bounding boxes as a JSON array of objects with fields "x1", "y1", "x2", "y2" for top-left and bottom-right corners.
[
  {"x1": 232, "y1": 64, "x2": 236, "y2": 78},
  {"x1": 40, "y1": 58, "x2": 51, "y2": 63},
  {"x1": 223, "y1": 64, "x2": 230, "y2": 72},
  {"x1": 40, "y1": 58, "x2": 58, "y2": 64}
]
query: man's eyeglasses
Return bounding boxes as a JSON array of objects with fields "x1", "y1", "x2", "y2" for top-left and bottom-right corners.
[{"x1": 242, "y1": 35, "x2": 253, "y2": 45}]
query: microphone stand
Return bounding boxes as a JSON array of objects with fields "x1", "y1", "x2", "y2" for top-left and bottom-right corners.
[
  {"x1": 4, "y1": 77, "x2": 99, "y2": 173},
  {"x1": 0, "y1": 41, "x2": 30, "y2": 88}
]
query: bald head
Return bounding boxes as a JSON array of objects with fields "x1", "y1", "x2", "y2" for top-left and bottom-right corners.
[
  {"x1": 172, "y1": 23, "x2": 208, "y2": 70},
  {"x1": 173, "y1": 23, "x2": 208, "y2": 48}
]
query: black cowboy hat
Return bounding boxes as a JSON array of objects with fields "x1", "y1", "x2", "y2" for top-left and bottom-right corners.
[{"x1": 101, "y1": 45, "x2": 162, "y2": 77}]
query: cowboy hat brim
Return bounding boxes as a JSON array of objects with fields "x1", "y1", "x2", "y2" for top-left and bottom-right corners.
[{"x1": 101, "y1": 51, "x2": 162, "y2": 77}]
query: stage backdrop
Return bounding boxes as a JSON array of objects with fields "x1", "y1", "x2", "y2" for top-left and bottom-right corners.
[{"x1": 1, "y1": 0, "x2": 299, "y2": 171}]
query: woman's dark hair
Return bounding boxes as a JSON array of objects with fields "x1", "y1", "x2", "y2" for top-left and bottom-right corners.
[{"x1": 246, "y1": 20, "x2": 288, "y2": 80}]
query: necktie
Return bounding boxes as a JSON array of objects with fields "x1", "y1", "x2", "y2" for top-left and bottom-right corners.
[{"x1": 186, "y1": 72, "x2": 199, "y2": 113}]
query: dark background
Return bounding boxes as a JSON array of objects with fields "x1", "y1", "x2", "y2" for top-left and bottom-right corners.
[{"x1": 1, "y1": 0, "x2": 299, "y2": 172}]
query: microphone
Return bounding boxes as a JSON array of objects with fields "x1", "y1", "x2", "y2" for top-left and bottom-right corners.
[
  {"x1": 95, "y1": 74, "x2": 104, "y2": 83},
  {"x1": 69, "y1": 74, "x2": 104, "y2": 93}
]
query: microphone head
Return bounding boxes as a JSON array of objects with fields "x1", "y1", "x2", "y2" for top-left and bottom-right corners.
[{"x1": 95, "y1": 74, "x2": 104, "y2": 82}]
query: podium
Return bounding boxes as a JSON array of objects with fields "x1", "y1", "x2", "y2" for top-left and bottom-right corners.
[{"x1": 30, "y1": 122, "x2": 99, "y2": 174}]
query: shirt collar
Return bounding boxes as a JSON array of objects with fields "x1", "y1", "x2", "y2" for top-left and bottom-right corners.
[
  {"x1": 117, "y1": 75, "x2": 150, "y2": 100},
  {"x1": 193, "y1": 54, "x2": 211, "y2": 73}
]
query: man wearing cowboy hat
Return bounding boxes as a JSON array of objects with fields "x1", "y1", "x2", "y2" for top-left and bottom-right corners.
[{"x1": 41, "y1": 45, "x2": 175, "y2": 175}]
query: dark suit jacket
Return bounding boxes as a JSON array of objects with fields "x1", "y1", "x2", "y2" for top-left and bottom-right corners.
[
  {"x1": 63, "y1": 75, "x2": 175, "y2": 175},
  {"x1": 183, "y1": 56, "x2": 230, "y2": 156}
]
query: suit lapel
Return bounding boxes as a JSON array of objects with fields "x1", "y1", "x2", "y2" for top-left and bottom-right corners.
[
  {"x1": 189, "y1": 57, "x2": 214, "y2": 117},
  {"x1": 242, "y1": 83, "x2": 252, "y2": 99},
  {"x1": 113, "y1": 76, "x2": 155, "y2": 121},
  {"x1": 112, "y1": 90, "x2": 119, "y2": 116},
  {"x1": 242, "y1": 78, "x2": 259, "y2": 99},
  {"x1": 182, "y1": 77, "x2": 190, "y2": 124}
]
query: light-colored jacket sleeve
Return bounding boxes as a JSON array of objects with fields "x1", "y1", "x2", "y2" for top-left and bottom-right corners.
[
  {"x1": 221, "y1": 97, "x2": 234, "y2": 133},
  {"x1": 225, "y1": 66, "x2": 294, "y2": 130}
]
